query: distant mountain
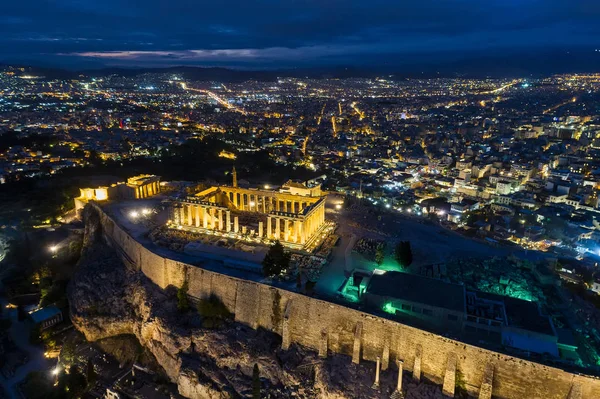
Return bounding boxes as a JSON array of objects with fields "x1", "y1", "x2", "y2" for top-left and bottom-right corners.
[
  {"x1": 80, "y1": 66, "x2": 380, "y2": 82},
  {"x1": 2, "y1": 47, "x2": 598, "y2": 81},
  {"x1": 0, "y1": 63, "x2": 380, "y2": 82}
]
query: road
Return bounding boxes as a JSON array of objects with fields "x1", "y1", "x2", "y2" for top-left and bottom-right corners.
[{"x1": 315, "y1": 233, "x2": 356, "y2": 294}]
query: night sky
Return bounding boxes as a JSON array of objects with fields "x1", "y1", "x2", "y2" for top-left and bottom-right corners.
[{"x1": 1, "y1": 1, "x2": 599, "y2": 71}]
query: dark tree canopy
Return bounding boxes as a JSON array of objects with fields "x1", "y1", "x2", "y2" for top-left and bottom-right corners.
[
  {"x1": 262, "y1": 241, "x2": 291, "y2": 277},
  {"x1": 375, "y1": 244, "x2": 385, "y2": 266},
  {"x1": 252, "y1": 363, "x2": 261, "y2": 399},
  {"x1": 177, "y1": 280, "x2": 190, "y2": 312},
  {"x1": 395, "y1": 241, "x2": 413, "y2": 268}
]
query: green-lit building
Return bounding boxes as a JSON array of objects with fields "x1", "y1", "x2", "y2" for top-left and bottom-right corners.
[{"x1": 363, "y1": 271, "x2": 562, "y2": 358}]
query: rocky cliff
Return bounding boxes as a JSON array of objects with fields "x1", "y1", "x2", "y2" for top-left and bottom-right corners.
[{"x1": 68, "y1": 205, "x2": 447, "y2": 399}]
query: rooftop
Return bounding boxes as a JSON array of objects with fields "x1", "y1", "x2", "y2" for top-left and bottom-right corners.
[
  {"x1": 29, "y1": 305, "x2": 61, "y2": 324},
  {"x1": 366, "y1": 271, "x2": 466, "y2": 312}
]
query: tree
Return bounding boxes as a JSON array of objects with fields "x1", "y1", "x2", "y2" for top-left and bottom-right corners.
[
  {"x1": 262, "y1": 241, "x2": 290, "y2": 277},
  {"x1": 86, "y1": 359, "x2": 97, "y2": 386},
  {"x1": 395, "y1": 241, "x2": 413, "y2": 268},
  {"x1": 17, "y1": 304, "x2": 27, "y2": 321},
  {"x1": 375, "y1": 244, "x2": 385, "y2": 266},
  {"x1": 63, "y1": 366, "x2": 87, "y2": 398},
  {"x1": 197, "y1": 295, "x2": 232, "y2": 329},
  {"x1": 177, "y1": 279, "x2": 189, "y2": 312},
  {"x1": 252, "y1": 363, "x2": 261, "y2": 399}
]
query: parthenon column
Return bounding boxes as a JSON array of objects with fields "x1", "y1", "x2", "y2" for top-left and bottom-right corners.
[
  {"x1": 298, "y1": 222, "x2": 305, "y2": 244},
  {"x1": 218, "y1": 209, "x2": 223, "y2": 230},
  {"x1": 258, "y1": 221, "x2": 263, "y2": 238},
  {"x1": 275, "y1": 218, "x2": 281, "y2": 240},
  {"x1": 179, "y1": 206, "x2": 184, "y2": 226},
  {"x1": 195, "y1": 205, "x2": 200, "y2": 227},
  {"x1": 267, "y1": 216, "x2": 272, "y2": 239},
  {"x1": 203, "y1": 207, "x2": 208, "y2": 228},
  {"x1": 209, "y1": 208, "x2": 215, "y2": 228},
  {"x1": 234, "y1": 216, "x2": 239, "y2": 233},
  {"x1": 226, "y1": 210, "x2": 231, "y2": 232},
  {"x1": 284, "y1": 219, "x2": 290, "y2": 242},
  {"x1": 291, "y1": 220, "x2": 297, "y2": 242},
  {"x1": 187, "y1": 205, "x2": 192, "y2": 226}
]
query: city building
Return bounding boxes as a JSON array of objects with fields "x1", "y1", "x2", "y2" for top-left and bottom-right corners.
[{"x1": 364, "y1": 271, "x2": 560, "y2": 357}]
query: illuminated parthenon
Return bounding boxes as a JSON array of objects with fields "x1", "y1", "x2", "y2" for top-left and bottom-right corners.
[
  {"x1": 170, "y1": 182, "x2": 327, "y2": 249},
  {"x1": 126, "y1": 175, "x2": 161, "y2": 199}
]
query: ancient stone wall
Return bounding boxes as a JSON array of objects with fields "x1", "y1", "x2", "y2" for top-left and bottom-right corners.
[{"x1": 92, "y1": 204, "x2": 600, "y2": 399}]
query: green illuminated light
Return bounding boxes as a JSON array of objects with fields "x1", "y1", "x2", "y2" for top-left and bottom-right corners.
[{"x1": 383, "y1": 302, "x2": 396, "y2": 314}]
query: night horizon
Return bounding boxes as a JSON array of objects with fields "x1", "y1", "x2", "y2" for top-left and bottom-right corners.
[{"x1": 1, "y1": 0, "x2": 599, "y2": 73}]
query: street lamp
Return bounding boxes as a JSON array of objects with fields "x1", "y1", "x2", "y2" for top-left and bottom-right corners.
[
  {"x1": 49, "y1": 245, "x2": 58, "y2": 254},
  {"x1": 130, "y1": 210, "x2": 139, "y2": 219}
]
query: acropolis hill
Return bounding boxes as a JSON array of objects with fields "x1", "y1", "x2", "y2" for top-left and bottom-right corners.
[{"x1": 69, "y1": 175, "x2": 600, "y2": 399}]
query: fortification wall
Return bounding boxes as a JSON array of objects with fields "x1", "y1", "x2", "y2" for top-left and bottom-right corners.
[{"x1": 92, "y1": 204, "x2": 600, "y2": 399}]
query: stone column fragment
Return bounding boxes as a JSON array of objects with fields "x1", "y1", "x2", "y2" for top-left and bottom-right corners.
[
  {"x1": 372, "y1": 356, "x2": 381, "y2": 389},
  {"x1": 396, "y1": 359, "x2": 404, "y2": 393}
]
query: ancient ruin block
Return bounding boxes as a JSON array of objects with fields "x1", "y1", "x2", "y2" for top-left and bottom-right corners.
[
  {"x1": 382, "y1": 338, "x2": 390, "y2": 371},
  {"x1": 478, "y1": 362, "x2": 494, "y2": 399},
  {"x1": 319, "y1": 329, "x2": 328, "y2": 358},
  {"x1": 412, "y1": 344, "x2": 422, "y2": 382},
  {"x1": 442, "y1": 353, "x2": 457, "y2": 397},
  {"x1": 567, "y1": 382, "x2": 582, "y2": 399},
  {"x1": 352, "y1": 322, "x2": 363, "y2": 364},
  {"x1": 281, "y1": 300, "x2": 293, "y2": 350}
]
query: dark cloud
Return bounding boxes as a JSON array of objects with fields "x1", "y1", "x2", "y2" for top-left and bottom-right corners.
[{"x1": 0, "y1": 0, "x2": 598, "y2": 69}]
